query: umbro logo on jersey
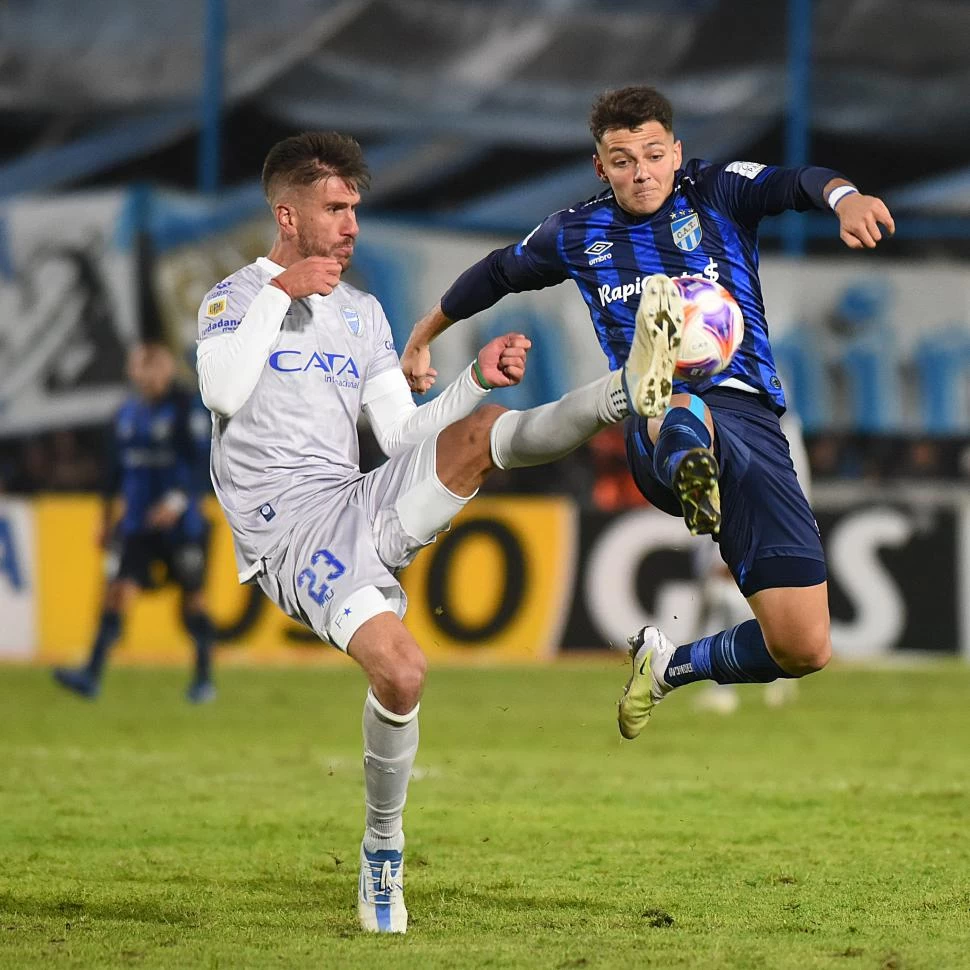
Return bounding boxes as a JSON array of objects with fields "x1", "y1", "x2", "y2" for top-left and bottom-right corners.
[
  {"x1": 583, "y1": 240, "x2": 614, "y2": 265},
  {"x1": 268, "y1": 349, "x2": 361, "y2": 388}
]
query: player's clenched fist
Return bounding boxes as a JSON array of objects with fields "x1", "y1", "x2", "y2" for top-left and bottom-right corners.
[
  {"x1": 474, "y1": 332, "x2": 532, "y2": 388},
  {"x1": 269, "y1": 256, "x2": 344, "y2": 298},
  {"x1": 835, "y1": 193, "x2": 895, "y2": 250}
]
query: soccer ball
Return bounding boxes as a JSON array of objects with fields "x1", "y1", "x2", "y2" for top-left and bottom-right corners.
[{"x1": 673, "y1": 277, "x2": 744, "y2": 380}]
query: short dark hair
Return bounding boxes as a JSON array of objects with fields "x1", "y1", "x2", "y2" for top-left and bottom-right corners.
[
  {"x1": 589, "y1": 86, "x2": 674, "y2": 143},
  {"x1": 261, "y1": 131, "x2": 371, "y2": 203}
]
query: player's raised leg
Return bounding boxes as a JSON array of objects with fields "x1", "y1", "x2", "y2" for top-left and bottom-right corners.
[
  {"x1": 618, "y1": 584, "x2": 829, "y2": 739},
  {"x1": 483, "y1": 283, "x2": 694, "y2": 473},
  {"x1": 647, "y1": 392, "x2": 720, "y2": 537},
  {"x1": 624, "y1": 273, "x2": 684, "y2": 418}
]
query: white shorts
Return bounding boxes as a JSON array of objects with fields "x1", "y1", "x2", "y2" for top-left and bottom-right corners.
[{"x1": 256, "y1": 433, "x2": 467, "y2": 652}]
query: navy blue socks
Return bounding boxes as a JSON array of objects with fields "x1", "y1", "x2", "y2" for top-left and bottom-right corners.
[
  {"x1": 184, "y1": 611, "x2": 214, "y2": 683},
  {"x1": 653, "y1": 399, "x2": 712, "y2": 488},
  {"x1": 664, "y1": 619, "x2": 794, "y2": 687},
  {"x1": 86, "y1": 610, "x2": 122, "y2": 678}
]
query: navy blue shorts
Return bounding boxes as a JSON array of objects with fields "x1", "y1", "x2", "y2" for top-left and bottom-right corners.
[
  {"x1": 624, "y1": 388, "x2": 826, "y2": 597},
  {"x1": 110, "y1": 526, "x2": 210, "y2": 594}
]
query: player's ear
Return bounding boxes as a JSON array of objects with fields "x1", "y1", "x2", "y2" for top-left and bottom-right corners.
[
  {"x1": 275, "y1": 202, "x2": 298, "y2": 239},
  {"x1": 592, "y1": 153, "x2": 609, "y2": 183},
  {"x1": 672, "y1": 139, "x2": 683, "y2": 169}
]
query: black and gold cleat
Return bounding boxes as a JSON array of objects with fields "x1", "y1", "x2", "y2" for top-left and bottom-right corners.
[{"x1": 672, "y1": 447, "x2": 721, "y2": 536}]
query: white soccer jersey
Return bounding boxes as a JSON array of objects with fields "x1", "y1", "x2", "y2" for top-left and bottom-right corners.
[{"x1": 197, "y1": 257, "x2": 400, "y2": 579}]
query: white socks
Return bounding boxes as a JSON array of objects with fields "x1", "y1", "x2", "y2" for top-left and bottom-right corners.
[
  {"x1": 489, "y1": 371, "x2": 628, "y2": 470},
  {"x1": 362, "y1": 689, "x2": 419, "y2": 852}
]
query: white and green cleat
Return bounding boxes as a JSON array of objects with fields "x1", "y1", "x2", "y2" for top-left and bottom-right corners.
[
  {"x1": 617, "y1": 626, "x2": 676, "y2": 740},
  {"x1": 622, "y1": 274, "x2": 685, "y2": 418}
]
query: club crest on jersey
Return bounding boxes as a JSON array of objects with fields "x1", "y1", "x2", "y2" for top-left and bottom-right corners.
[
  {"x1": 340, "y1": 306, "x2": 361, "y2": 336},
  {"x1": 671, "y1": 209, "x2": 702, "y2": 252}
]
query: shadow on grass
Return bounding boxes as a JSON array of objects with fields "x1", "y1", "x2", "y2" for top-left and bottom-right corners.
[{"x1": 0, "y1": 892, "x2": 200, "y2": 927}]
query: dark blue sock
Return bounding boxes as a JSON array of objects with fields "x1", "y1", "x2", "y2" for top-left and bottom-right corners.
[
  {"x1": 185, "y1": 612, "x2": 214, "y2": 682},
  {"x1": 664, "y1": 619, "x2": 794, "y2": 687},
  {"x1": 653, "y1": 401, "x2": 711, "y2": 488},
  {"x1": 86, "y1": 610, "x2": 122, "y2": 678}
]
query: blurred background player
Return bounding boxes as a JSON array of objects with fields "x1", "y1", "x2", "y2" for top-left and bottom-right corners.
[
  {"x1": 53, "y1": 342, "x2": 215, "y2": 703},
  {"x1": 401, "y1": 84, "x2": 895, "y2": 739}
]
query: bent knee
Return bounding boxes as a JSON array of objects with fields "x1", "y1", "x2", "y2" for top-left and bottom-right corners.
[
  {"x1": 436, "y1": 403, "x2": 509, "y2": 491},
  {"x1": 380, "y1": 643, "x2": 427, "y2": 713},
  {"x1": 768, "y1": 626, "x2": 831, "y2": 677},
  {"x1": 466, "y1": 403, "x2": 508, "y2": 453}
]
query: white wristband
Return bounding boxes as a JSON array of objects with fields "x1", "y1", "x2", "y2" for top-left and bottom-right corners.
[{"x1": 827, "y1": 185, "x2": 859, "y2": 211}]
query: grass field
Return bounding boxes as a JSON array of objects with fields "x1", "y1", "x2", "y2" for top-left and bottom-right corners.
[{"x1": 2, "y1": 661, "x2": 969, "y2": 969}]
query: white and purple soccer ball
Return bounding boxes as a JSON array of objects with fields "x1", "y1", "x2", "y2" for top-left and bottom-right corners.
[{"x1": 672, "y1": 276, "x2": 745, "y2": 380}]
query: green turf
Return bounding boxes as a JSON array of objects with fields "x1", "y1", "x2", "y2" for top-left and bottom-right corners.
[{"x1": 2, "y1": 661, "x2": 969, "y2": 969}]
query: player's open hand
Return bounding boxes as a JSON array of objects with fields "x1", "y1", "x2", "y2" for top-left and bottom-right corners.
[
  {"x1": 836, "y1": 193, "x2": 895, "y2": 250},
  {"x1": 269, "y1": 256, "x2": 344, "y2": 299},
  {"x1": 475, "y1": 332, "x2": 532, "y2": 388},
  {"x1": 402, "y1": 343, "x2": 437, "y2": 393}
]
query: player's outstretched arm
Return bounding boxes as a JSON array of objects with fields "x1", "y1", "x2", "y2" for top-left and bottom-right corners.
[
  {"x1": 826, "y1": 179, "x2": 896, "y2": 250},
  {"x1": 365, "y1": 332, "x2": 531, "y2": 457},
  {"x1": 402, "y1": 303, "x2": 450, "y2": 393}
]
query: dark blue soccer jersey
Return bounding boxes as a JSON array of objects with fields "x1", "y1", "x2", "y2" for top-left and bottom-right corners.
[
  {"x1": 107, "y1": 389, "x2": 209, "y2": 538},
  {"x1": 441, "y1": 159, "x2": 841, "y2": 413}
]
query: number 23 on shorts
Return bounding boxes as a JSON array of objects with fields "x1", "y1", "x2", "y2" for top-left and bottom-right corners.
[{"x1": 297, "y1": 548, "x2": 346, "y2": 606}]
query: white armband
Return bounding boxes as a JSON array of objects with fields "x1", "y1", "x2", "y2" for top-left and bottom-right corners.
[{"x1": 363, "y1": 364, "x2": 489, "y2": 457}]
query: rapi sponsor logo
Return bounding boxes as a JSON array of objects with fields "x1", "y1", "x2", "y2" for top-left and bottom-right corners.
[{"x1": 597, "y1": 259, "x2": 719, "y2": 308}]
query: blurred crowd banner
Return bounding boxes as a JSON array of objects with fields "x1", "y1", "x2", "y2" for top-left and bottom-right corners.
[
  {"x1": 0, "y1": 192, "x2": 138, "y2": 436},
  {"x1": 154, "y1": 206, "x2": 970, "y2": 434},
  {"x1": 2, "y1": 489, "x2": 969, "y2": 663},
  {"x1": 3, "y1": 189, "x2": 970, "y2": 437}
]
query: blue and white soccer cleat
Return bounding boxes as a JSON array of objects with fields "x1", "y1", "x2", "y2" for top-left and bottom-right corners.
[
  {"x1": 52, "y1": 666, "x2": 100, "y2": 700},
  {"x1": 358, "y1": 842, "x2": 407, "y2": 933},
  {"x1": 617, "y1": 626, "x2": 676, "y2": 740},
  {"x1": 622, "y1": 274, "x2": 685, "y2": 418}
]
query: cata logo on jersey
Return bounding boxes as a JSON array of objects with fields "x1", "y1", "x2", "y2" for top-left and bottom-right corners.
[{"x1": 269, "y1": 349, "x2": 361, "y2": 389}]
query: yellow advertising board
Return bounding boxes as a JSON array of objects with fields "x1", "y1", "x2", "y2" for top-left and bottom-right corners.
[{"x1": 35, "y1": 495, "x2": 577, "y2": 665}]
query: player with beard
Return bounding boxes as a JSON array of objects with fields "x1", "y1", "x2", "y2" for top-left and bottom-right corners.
[{"x1": 196, "y1": 131, "x2": 671, "y2": 932}]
